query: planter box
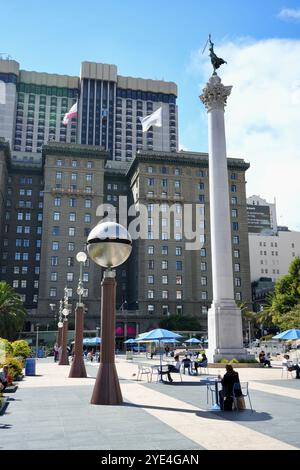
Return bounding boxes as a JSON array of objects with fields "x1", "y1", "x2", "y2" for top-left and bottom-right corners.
[{"x1": 208, "y1": 363, "x2": 261, "y2": 368}]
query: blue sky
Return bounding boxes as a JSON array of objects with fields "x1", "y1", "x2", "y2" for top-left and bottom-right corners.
[{"x1": 1, "y1": 0, "x2": 300, "y2": 228}]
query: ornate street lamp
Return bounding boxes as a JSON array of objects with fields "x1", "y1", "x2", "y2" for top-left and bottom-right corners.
[
  {"x1": 69, "y1": 252, "x2": 87, "y2": 378},
  {"x1": 58, "y1": 287, "x2": 70, "y2": 366},
  {"x1": 87, "y1": 221, "x2": 132, "y2": 405}
]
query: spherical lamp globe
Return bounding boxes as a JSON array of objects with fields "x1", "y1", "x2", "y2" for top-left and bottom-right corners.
[{"x1": 87, "y1": 222, "x2": 132, "y2": 268}]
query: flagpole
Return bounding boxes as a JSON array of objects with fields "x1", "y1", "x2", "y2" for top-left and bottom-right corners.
[{"x1": 161, "y1": 106, "x2": 163, "y2": 152}]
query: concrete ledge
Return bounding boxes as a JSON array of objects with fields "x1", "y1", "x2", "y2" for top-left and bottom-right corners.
[{"x1": 208, "y1": 363, "x2": 261, "y2": 368}]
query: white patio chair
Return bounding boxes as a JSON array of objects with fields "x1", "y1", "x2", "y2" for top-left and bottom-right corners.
[{"x1": 136, "y1": 364, "x2": 151, "y2": 382}]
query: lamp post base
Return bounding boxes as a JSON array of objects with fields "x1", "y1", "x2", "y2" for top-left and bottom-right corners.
[
  {"x1": 69, "y1": 305, "x2": 87, "y2": 378},
  {"x1": 90, "y1": 363, "x2": 123, "y2": 405}
]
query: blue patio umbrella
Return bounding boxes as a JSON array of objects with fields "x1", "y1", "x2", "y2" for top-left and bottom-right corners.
[
  {"x1": 136, "y1": 328, "x2": 182, "y2": 381},
  {"x1": 83, "y1": 337, "x2": 101, "y2": 346},
  {"x1": 185, "y1": 338, "x2": 201, "y2": 344},
  {"x1": 124, "y1": 338, "x2": 137, "y2": 352},
  {"x1": 272, "y1": 329, "x2": 300, "y2": 340}
]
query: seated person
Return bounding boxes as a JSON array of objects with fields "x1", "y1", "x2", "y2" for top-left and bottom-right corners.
[
  {"x1": 159, "y1": 354, "x2": 181, "y2": 383},
  {"x1": 218, "y1": 364, "x2": 242, "y2": 411},
  {"x1": 0, "y1": 365, "x2": 9, "y2": 391},
  {"x1": 181, "y1": 355, "x2": 192, "y2": 375},
  {"x1": 258, "y1": 351, "x2": 272, "y2": 368},
  {"x1": 194, "y1": 353, "x2": 208, "y2": 375},
  {"x1": 283, "y1": 355, "x2": 300, "y2": 379}
]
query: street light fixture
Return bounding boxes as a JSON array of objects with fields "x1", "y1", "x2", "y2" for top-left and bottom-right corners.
[
  {"x1": 58, "y1": 287, "x2": 70, "y2": 366},
  {"x1": 69, "y1": 251, "x2": 88, "y2": 378},
  {"x1": 87, "y1": 221, "x2": 132, "y2": 405}
]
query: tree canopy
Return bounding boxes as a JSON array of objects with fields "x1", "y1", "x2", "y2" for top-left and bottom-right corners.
[
  {"x1": 0, "y1": 282, "x2": 26, "y2": 340},
  {"x1": 268, "y1": 256, "x2": 300, "y2": 329}
]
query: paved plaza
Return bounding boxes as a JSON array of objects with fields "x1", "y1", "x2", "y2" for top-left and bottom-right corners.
[{"x1": 1, "y1": 357, "x2": 300, "y2": 450}]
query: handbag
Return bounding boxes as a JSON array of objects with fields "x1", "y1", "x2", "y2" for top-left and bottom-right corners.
[{"x1": 235, "y1": 396, "x2": 246, "y2": 410}]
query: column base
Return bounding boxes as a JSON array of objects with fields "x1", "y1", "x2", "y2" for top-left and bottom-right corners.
[
  {"x1": 69, "y1": 357, "x2": 87, "y2": 378},
  {"x1": 90, "y1": 363, "x2": 123, "y2": 405},
  {"x1": 207, "y1": 300, "x2": 255, "y2": 363}
]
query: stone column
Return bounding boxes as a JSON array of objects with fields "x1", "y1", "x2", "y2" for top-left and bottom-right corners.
[
  {"x1": 90, "y1": 270, "x2": 123, "y2": 405},
  {"x1": 69, "y1": 304, "x2": 87, "y2": 378},
  {"x1": 200, "y1": 74, "x2": 249, "y2": 362}
]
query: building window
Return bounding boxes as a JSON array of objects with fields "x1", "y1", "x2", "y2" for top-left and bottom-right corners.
[
  {"x1": 202, "y1": 306, "x2": 208, "y2": 315},
  {"x1": 86, "y1": 174, "x2": 93, "y2": 182},
  {"x1": 52, "y1": 241, "x2": 59, "y2": 251},
  {"x1": 148, "y1": 275, "x2": 154, "y2": 284},
  {"x1": 233, "y1": 222, "x2": 239, "y2": 231},
  {"x1": 71, "y1": 160, "x2": 77, "y2": 168},
  {"x1": 83, "y1": 273, "x2": 89, "y2": 282},
  {"x1": 51, "y1": 256, "x2": 58, "y2": 266},
  {"x1": 67, "y1": 257, "x2": 74, "y2": 267},
  {"x1": 51, "y1": 272, "x2": 58, "y2": 281},
  {"x1": 234, "y1": 249, "x2": 240, "y2": 258},
  {"x1": 13, "y1": 280, "x2": 19, "y2": 288},
  {"x1": 21, "y1": 280, "x2": 27, "y2": 289},
  {"x1": 231, "y1": 185, "x2": 237, "y2": 192},
  {"x1": 162, "y1": 290, "x2": 168, "y2": 299},
  {"x1": 200, "y1": 262, "x2": 207, "y2": 271},
  {"x1": 161, "y1": 260, "x2": 168, "y2": 270},
  {"x1": 56, "y1": 172, "x2": 62, "y2": 180},
  {"x1": 231, "y1": 197, "x2": 237, "y2": 205},
  {"x1": 176, "y1": 290, "x2": 182, "y2": 300},
  {"x1": 67, "y1": 272, "x2": 74, "y2": 282},
  {"x1": 52, "y1": 226, "x2": 60, "y2": 236},
  {"x1": 68, "y1": 242, "x2": 75, "y2": 251},
  {"x1": 201, "y1": 291, "x2": 207, "y2": 300},
  {"x1": 53, "y1": 212, "x2": 60, "y2": 221},
  {"x1": 69, "y1": 227, "x2": 75, "y2": 236},
  {"x1": 147, "y1": 178, "x2": 154, "y2": 186},
  {"x1": 235, "y1": 292, "x2": 242, "y2": 301},
  {"x1": 176, "y1": 305, "x2": 183, "y2": 315},
  {"x1": 176, "y1": 275, "x2": 182, "y2": 285},
  {"x1": 54, "y1": 197, "x2": 61, "y2": 206},
  {"x1": 175, "y1": 247, "x2": 182, "y2": 256},
  {"x1": 69, "y1": 212, "x2": 76, "y2": 222},
  {"x1": 233, "y1": 235, "x2": 239, "y2": 245},
  {"x1": 161, "y1": 246, "x2": 168, "y2": 255},
  {"x1": 235, "y1": 277, "x2": 241, "y2": 287},
  {"x1": 200, "y1": 248, "x2": 206, "y2": 257},
  {"x1": 148, "y1": 305, "x2": 154, "y2": 314},
  {"x1": 87, "y1": 161, "x2": 93, "y2": 169},
  {"x1": 148, "y1": 260, "x2": 154, "y2": 269},
  {"x1": 234, "y1": 263, "x2": 240, "y2": 272},
  {"x1": 69, "y1": 198, "x2": 77, "y2": 208},
  {"x1": 162, "y1": 275, "x2": 168, "y2": 284},
  {"x1": 148, "y1": 290, "x2": 154, "y2": 299},
  {"x1": 232, "y1": 209, "x2": 237, "y2": 218},
  {"x1": 85, "y1": 199, "x2": 92, "y2": 208},
  {"x1": 176, "y1": 261, "x2": 182, "y2": 270},
  {"x1": 201, "y1": 276, "x2": 207, "y2": 286},
  {"x1": 50, "y1": 288, "x2": 57, "y2": 297},
  {"x1": 148, "y1": 245, "x2": 154, "y2": 255}
]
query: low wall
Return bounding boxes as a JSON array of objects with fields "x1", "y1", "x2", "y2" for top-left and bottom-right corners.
[{"x1": 208, "y1": 363, "x2": 262, "y2": 368}]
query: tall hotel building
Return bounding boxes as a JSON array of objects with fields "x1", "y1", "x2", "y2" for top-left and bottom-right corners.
[
  {"x1": 0, "y1": 57, "x2": 252, "y2": 342},
  {"x1": 0, "y1": 59, "x2": 177, "y2": 158}
]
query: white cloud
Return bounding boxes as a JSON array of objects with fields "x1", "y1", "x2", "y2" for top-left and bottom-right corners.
[
  {"x1": 278, "y1": 8, "x2": 300, "y2": 21},
  {"x1": 190, "y1": 38, "x2": 300, "y2": 231}
]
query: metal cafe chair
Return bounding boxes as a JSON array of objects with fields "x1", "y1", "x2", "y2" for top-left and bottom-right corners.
[{"x1": 232, "y1": 382, "x2": 253, "y2": 412}]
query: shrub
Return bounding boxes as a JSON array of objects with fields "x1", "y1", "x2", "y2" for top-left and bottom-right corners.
[
  {"x1": 0, "y1": 355, "x2": 23, "y2": 379},
  {"x1": 0, "y1": 338, "x2": 13, "y2": 358},
  {"x1": 229, "y1": 358, "x2": 239, "y2": 363},
  {"x1": 219, "y1": 358, "x2": 229, "y2": 363},
  {"x1": 11, "y1": 340, "x2": 31, "y2": 360}
]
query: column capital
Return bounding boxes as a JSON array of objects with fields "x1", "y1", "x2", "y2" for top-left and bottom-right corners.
[{"x1": 200, "y1": 74, "x2": 232, "y2": 111}]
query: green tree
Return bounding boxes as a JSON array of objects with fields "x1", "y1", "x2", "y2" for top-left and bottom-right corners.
[
  {"x1": 158, "y1": 314, "x2": 201, "y2": 331},
  {"x1": 269, "y1": 256, "x2": 300, "y2": 326},
  {"x1": 276, "y1": 305, "x2": 300, "y2": 330},
  {"x1": 0, "y1": 282, "x2": 26, "y2": 340}
]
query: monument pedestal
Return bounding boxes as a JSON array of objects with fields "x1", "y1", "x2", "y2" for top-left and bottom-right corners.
[{"x1": 207, "y1": 301, "x2": 252, "y2": 363}]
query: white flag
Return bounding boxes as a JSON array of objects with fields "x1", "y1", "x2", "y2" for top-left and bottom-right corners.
[
  {"x1": 62, "y1": 102, "x2": 78, "y2": 125},
  {"x1": 139, "y1": 107, "x2": 162, "y2": 133}
]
